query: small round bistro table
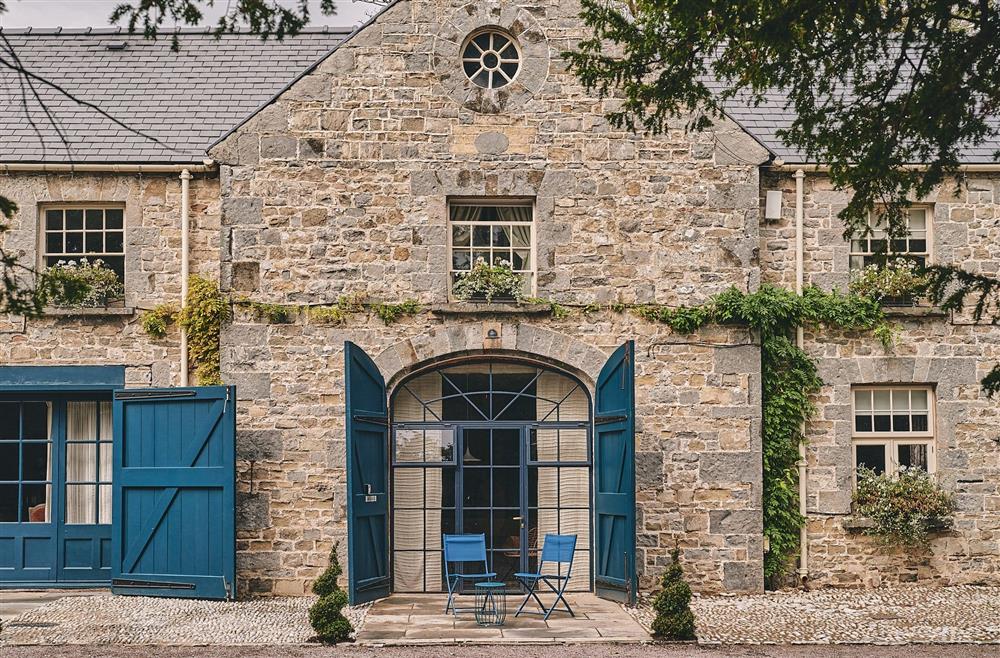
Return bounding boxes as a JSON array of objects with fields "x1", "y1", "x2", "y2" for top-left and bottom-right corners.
[{"x1": 474, "y1": 581, "x2": 508, "y2": 627}]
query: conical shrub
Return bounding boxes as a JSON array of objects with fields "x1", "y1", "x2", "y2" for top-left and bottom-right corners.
[
  {"x1": 309, "y1": 543, "x2": 353, "y2": 644},
  {"x1": 650, "y1": 547, "x2": 696, "y2": 641}
]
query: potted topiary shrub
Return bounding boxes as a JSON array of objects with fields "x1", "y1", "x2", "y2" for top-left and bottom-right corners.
[
  {"x1": 43, "y1": 258, "x2": 124, "y2": 308},
  {"x1": 650, "y1": 546, "x2": 696, "y2": 641},
  {"x1": 452, "y1": 258, "x2": 525, "y2": 303},
  {"x1": 308, "y1": 543, "x2": 354, "y2": 644}
]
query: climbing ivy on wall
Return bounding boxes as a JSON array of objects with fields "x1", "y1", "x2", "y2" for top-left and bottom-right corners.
[
  {"x1": 636, "y1": 284, "x2": 891, "y2": 578},
  {"x1": 138, "y1": 275, "x2": 231, "y2": 385}
]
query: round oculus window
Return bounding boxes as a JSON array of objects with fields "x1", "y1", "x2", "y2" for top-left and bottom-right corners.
[{"x1": 462, "y1": 29, "x2": 521, "y2": 89}]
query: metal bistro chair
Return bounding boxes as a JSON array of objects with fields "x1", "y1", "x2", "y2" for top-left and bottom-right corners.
[
  {"x1": 443, "y1": 533, "x2": 496, "y2": 615},
  {"x1": 513, "y1": 533, "x2": 577, "y2": 621}
]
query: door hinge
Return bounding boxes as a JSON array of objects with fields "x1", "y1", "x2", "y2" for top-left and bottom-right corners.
[
  {"x1": 594, "y1": 414, "x2": 627, "y2": 425},
  {"x1": 223, "y1": 387, "x2": 230, "y2": 415},
  {"x1": 113, "y1": 578, "x2": 196, "y2": 590},
  {"x1": 114, "y1": 389, "x2": 197, "y2": 401}
]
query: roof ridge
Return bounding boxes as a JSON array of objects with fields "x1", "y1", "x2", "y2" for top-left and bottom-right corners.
[{"x1": 0, "y1": 25, "x2": 353, "y2": 36}]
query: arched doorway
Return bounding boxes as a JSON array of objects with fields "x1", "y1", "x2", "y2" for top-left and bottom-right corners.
[{"x1": 389, "y1": 359, "x2": 592, "y2": 593}]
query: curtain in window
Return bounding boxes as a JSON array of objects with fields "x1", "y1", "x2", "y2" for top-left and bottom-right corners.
[
  {"x1": 38, "y1": 404, "x2": 53, "y2": 523},
  {"x1": 510, "y1": 224, "x2": 531, "y2": 251},
  {"x1": 499, "y1": 205, "x2": 532, "y2": 223},
  {"x1": 450, "y1": 206, "x2": 483, "y2": 222},
  {"x1": 66, "y1": 402, "x2": 97, "y2": 524},
  {"x1": 99, "y1": 401, "x2": 112, "y2": 523},
  {"x1": 392, "y1": 375, "x2": 444, "y2": 591}
]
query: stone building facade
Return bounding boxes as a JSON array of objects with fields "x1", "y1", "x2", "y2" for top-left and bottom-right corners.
[
  {"x1": 1, "y1": 0, "x2": 998, "y2": 601},
  {"x1": 0, "y1": 171, "x2": 220, "y2": 386},
  {"x1": 212, "y1": 0, "x2": 767, "y2": 597},
  {"x1": 761, "y1": 171, "x2": 1000, "y2": 587}
]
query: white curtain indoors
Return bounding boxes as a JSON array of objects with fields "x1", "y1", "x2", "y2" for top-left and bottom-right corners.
[{"x1": 65, "y1": 401, "x2": 112, "y2": 525}]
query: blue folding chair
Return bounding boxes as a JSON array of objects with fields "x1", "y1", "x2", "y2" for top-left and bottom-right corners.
[
  {"x1": 443, "y1": 533, "x2": 496, "y2": 615},
  {"x1": 514, "y1": 533, "x2": 577, "y2": 620}
]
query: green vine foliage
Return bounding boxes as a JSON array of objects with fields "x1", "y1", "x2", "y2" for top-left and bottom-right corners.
[
  {"x1": 641, "y1": 283, "x2": 890, "y2": 579},
  {"x1": 373, "y1": 299, "x2": 421, "y2": 325},
  {"x1": 179, "y1": 275, "x2": 231, "y2": 386},
  {"x1": 240, "y1": 298, "x2": 296, "y2": 324},
  {"x1": 140, "y1": 303, "x2": 179, "y2": 338}
]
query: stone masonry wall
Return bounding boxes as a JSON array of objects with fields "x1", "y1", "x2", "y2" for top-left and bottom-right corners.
[
  {"x1": 760, "y1": 171, "x2": 1000, "y2": 587},
  {"x1": 212, "y1": 0, "x2": 770, "y2": 596},
  {"x1": 0, "y1": 171, "x2": 220, "y2": 386}
]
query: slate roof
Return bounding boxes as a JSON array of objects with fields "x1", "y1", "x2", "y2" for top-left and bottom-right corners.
[
  {"x1": 0, "y1": 27, "x2": 350, "y2": 164},
  {"x1": 718, "y1": 89, "x2": 1000, "y2": 165},
  {"x1": 3, "y1": 24, "x2": 997, "y2": 166}
]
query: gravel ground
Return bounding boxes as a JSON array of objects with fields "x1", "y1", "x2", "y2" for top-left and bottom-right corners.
[
  {"x1": 4, "y1": 644, "x2": 1000, "y2": 657},
  {"x1": 0, "y1": 594, "x2": 370, "y2": 646},
  {"x1": 627, "y1": 584, "x2": 1000, "y2": 644}
]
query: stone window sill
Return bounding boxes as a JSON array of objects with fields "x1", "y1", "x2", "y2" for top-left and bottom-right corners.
[
  {"x1": 842, "y1": 515, "x2": 952, "y2": 533},
  {"x1": 44, "y1": 306, "x2": 135, "y2": 318},
  {"x1": 430, "y1": 302, "x2": 553, "y2": 317},
  {"x1": 881, "y1": 305, "x2": 948, "y2": 318},
  {"x1": 841, "y1": 516, "x2": 877, "y2": 531}
]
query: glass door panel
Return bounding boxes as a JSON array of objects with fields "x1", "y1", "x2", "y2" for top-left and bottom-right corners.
[{"x1": 459, "y1": 427, "x2": 523, "y2": 588}]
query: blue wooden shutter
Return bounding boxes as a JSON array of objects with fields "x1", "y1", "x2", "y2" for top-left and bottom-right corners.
[
  {"x1": 344, "y1": 342, "x2": 390, "y2": 604},
  {"x1": 594, "y1": 342, "x2": 636, "y2": 603},
  {"x1": 111, "y1": 386, "x2": 235, "y2": 599}
]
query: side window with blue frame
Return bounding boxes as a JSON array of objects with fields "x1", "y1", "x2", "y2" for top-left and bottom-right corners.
[
  {"x1": 1, "y1": 395, "x2": 115, "y2": 585},
  {"x1": 0, "y1": 401, "x2": 53, "y2": 523}
]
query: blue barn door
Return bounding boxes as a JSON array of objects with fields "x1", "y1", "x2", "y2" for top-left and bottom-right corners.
[
  {"x1": 344, "y1": 342, "x2": 390, "y2": 604},
  {"x1": 594, "y1": 341, "x2": 636, "y2": 603},
  {"x1": 111, "y1": 387, "x2": 235, "y2": 599}
]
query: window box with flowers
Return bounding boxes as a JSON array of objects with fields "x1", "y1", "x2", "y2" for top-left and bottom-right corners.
[
  {"x1": 452, "y1": 258, "x2": 526, "y2": 303},
  {"x1": 851, "y1": 466, "x2": 955, "y2": 546},
  {"x1": 43, "y1": 258, "x2": 127, "y2": 313}
]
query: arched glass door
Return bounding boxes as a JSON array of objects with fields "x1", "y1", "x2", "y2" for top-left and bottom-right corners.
[{"x1": 390, "y1": 361, "x2": 592, "y2": 593}]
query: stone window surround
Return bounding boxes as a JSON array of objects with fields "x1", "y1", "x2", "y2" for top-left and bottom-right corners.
[
  {"x1": 409, "y1": 170, "x2": 561, "y2": 304},
  {"x1": 38, "y1": 202, "x2": 127, "y2": 284},
  {"x1": 432, "y1": 2, "x2": 550, "y2": 114},
  {"x1": 850, "y1": 384, "x2": 937, "y2": 483},
  {"x1": 446, "y1": 197, "x2": 537, "y2": 301}
]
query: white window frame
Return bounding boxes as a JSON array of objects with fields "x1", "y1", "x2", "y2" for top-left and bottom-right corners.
[
  {"x1": 849, "y1": 206, "x2": 933, "y2": 271},
  {"x1": 851, "y1": 385, "x2": 936, "y2": 481},
  {"x1": 447, "y1": 198, "x2": 536, "y2": 300},
  {"x1": 461, "y1": 28, "x2": 522, "y2": 90},
  {"x1": 38, "y1": 203, "x2": 126, "y2": 283}
]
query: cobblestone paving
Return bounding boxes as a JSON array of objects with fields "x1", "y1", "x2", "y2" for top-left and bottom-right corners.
[
  {"x1": 627, "y1": 585, "x2": 1000, "y2": 644},
  {"x1": 0, "y1": 593, "x2": 370, "y2": 646}
]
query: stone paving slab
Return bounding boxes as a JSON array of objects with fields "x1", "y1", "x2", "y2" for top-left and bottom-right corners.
[
  {"x1": 355, "y1": 593, "x2": 650, "y2": 645},
  {"x1": 0, "y1": 592, "x2": 370, "y2": 646},
  {"x1": 627, "y1": 584, "x2": 1000, "y2": 645}
]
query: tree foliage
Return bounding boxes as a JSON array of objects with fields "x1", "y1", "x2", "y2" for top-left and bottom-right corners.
[
  {"x1": 111, "y1": 0, "x2": 337, "y2": 48},
  {"x1": 567, "y1": 0, "x2": 1000, "y2": 391}
]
